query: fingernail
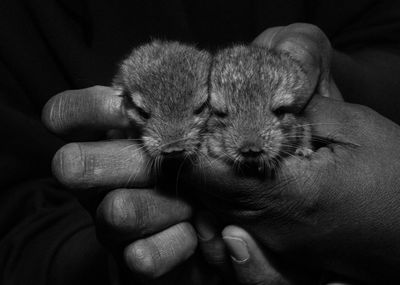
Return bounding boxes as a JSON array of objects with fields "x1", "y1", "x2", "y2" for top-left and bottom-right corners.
[
  {"x1": 196, "y1": 214, "x2": 216, "y2": 241},
  {"x1": 223, "y1": 236, "x2": 249, "y2": 263}
]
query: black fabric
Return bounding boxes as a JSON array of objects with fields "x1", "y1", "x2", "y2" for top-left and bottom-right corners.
[{"x1": 1, "y1": 0, "x2": 400, "y2": 284}]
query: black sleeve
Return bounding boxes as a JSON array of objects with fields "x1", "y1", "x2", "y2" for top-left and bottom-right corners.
[
  {"x1": 326, "y1": 0, "x2": 400, "y2": 123},
  {"x1": 0, "y1": 48, "x2": 110, "y2": 285},
  {"x1": 0, "y1": 1, "x2": 110, "y2": 284}
]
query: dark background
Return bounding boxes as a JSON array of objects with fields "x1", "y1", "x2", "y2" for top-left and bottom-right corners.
[{"x1": 1, "y1": 0, "x2": 400, "y2": 284}]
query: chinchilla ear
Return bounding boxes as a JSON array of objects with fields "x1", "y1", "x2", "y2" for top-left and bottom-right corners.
[
  {"x1": 121, "y1": 90, "x2": 151, "y2": 125},
  {"x1": 127, "y1": 91, "x2": 142, "y2": 108}
]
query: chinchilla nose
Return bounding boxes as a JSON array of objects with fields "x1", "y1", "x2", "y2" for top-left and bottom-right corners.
[
  {"x1": 239, "y1": 144, "x2": 263, "y2": 157},
  {"x1": 161, "y1": 145, "x2": 185, "y2": 157}
]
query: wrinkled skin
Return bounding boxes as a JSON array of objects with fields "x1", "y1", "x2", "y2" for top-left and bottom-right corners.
[
  {"x1": 190, "y1": 93, "x2": 400, "y2": 283},
  {"x1": 41, "y1": 23, "x2": 398, "y2": 284}
]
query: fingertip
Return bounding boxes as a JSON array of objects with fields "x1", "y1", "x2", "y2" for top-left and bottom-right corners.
[
  {"x1": 124, "y1": 240, "x2": 158, "y2": 278},
  {"x1": 222, "y1": 226, "x2": 288, "y2": 284},
  {"x1": 222, "y1": 226, "x2": 251, "y2": 264},
  {"x1": 42, "y1": 86, "x2": 129, "y2": 137},
  {"x1": 223, "y1": 236, "x2": 249, "y2": 264},
  {"x1": 123, "y1": 222, "x2": 197, "y2": 278},
  {"x1": 222, "y1": 225, "x2": 247, "y2": 237},
  {"x1": 252, "y1": 26, "x2": 284, "y2": 48},
  {"x1": 195, "y1": 212, "x2": 229, "y2": 268},
  {"x1": 195, "y1": 211, "x2": 219, "y2": 242},
  {"x1": 97, "y1": 189, "x2": 133, "y2": 233},
  {"x1": 41, "y1": 92, "x2": 59, "y2": 134},
  {"x1": 52, "y1": 143, "x2": 84, "y2": 188}
]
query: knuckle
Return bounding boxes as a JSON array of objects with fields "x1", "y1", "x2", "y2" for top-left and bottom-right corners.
[
  {"x1": 52, "y1": 143, "x2": 85, "y2": 188},
  {"x1": 124, "y1": 240, "x2": 158, "y2": 278},
  {"x1": 129, "y1": 191, "x2": 160, "y2": 232}
]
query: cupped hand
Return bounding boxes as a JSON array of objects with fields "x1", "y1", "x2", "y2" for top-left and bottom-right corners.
[
  {"x1": 43, "y1": 87, "x2": 201, "y2": 282},
  {"x1": 43, "y1": 86, "x2": 308, "y2": 285},
  {"x1": 190, "y1": 92, "x2": 400, "y2": 283},
  {"x1": 41, "y1": 23, "x2": 362, "y2": 284},
  {"x1": 188, "y1": 23, "x2": 398, "y2": 283}
]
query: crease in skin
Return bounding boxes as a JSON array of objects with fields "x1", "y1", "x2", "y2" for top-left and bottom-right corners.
[
  {"x1": 56, "y1": 93, "x2": 63, "y2": 131},
  {"x1": 43, "y1": 87, "x2": 131, "y2": 135},
  {"x1": 83, "y1": 149, "x2": 96, "y2": 182}
]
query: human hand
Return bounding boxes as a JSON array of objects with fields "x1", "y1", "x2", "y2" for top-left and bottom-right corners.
[
  {"x1": 189, "y1": 89, "x2": 400, "y2": 282},
  {"x1": 187, "y1": 23, "x2": 399, "y2": 283},
  {"x1": 43, "y1": 86, "x2": 200, "y2": 284},
  {"x1": 41, "y1": 23, "x2": 357, "y2": 284},
  {"x1": 43, "y1": 86, "x2": 314, "y2": 285},
  {"x1": 253, "y1": 23, "x2": 342, "y2": 100},
  {"x1": 194, "y1": 24, "x2": 360, "y2": 285},
  {"x1": 187, "y1": 23, "x2": 398, "y2": 283}
]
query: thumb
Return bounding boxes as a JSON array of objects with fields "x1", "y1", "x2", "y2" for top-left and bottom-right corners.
[
  {"x1": 253, "y1": 23, "x2": 335, "y2": 98},
  {"x1": 222, "y1": 226, "x2": 317, "y2": 285}
]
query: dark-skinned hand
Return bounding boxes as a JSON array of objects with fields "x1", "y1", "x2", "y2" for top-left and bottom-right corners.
[
  {"x1": 189, "y1": 25, "x2": 400, "y2": 284},
  {"x1": 43, "y1": 85, "x2": 313, "y2": 285},
  {"x1": 42, "y1": 23, "x2": 364, "y2": 284}
]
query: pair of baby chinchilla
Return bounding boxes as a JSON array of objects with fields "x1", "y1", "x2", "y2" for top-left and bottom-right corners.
[{"x1": 113, "y1": 41, "x2": 314, "y2": 176}]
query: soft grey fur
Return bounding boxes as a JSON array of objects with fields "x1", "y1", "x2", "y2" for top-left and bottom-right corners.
[
  {"x1": 113, "y1": 41, "x2": 313, "y2": 174},
  {"x1": 113, "y1": 41, "x2": 211, "y2": 158},
  {"x1": 205, "y1": 45, "x2": 313, "y2": 172}
]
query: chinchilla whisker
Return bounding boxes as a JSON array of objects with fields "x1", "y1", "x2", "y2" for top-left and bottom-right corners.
[{"x1": 116, "y1": 143, "x2": 147, "y2": 155}]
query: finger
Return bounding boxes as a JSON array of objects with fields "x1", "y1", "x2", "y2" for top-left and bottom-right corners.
[
  {"x1": 253, "y1": 23, "x2": 333, "y2": 98},
  {"x1": 96, "y1": 188, "x2": 192, "y2": 245},
  {"x1": 42, "y1": 86, "x2": 130, "y2": 137},
  {"x1": 252, "y1": 26, "x2": 285, "y2": 48},
  {"x1": 52, "y1": 140, "x2": 152, "y2": 190},
  {"x1": 253, "y1": 24, "x2": 323, "y2": 73},
  {"x1": 123, "y1": 222, "x2": 197, "y2": 278},
  {"x1": 222, "y1": 225, "x2": 294, "y2": 285},
  {"x1": 195, "y1": 212, "x2": 232, "y2": 274},
  {"x1": 255, "y1": 23, "x2": 330, "y2": 69}
]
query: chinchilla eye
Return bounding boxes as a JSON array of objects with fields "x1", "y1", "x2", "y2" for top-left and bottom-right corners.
[
  {"x1": 273, "y1": 106, "x2": 288, "y2": 118},
  {"x1": 135, "y1": 105, "x2": 150, "y2": 119},
  {"x1": 121, "y1": 90, "x2": 151, "y2": 120},
  {"x1": 273, "y1": 103, "x2": 304, "y2": 118},
  {"x1": 212, "y1": 107, "x2": 228, "y2": 118},
  {"x1": 193, "y1": 102, "x2": 207, "y2": 115}
]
